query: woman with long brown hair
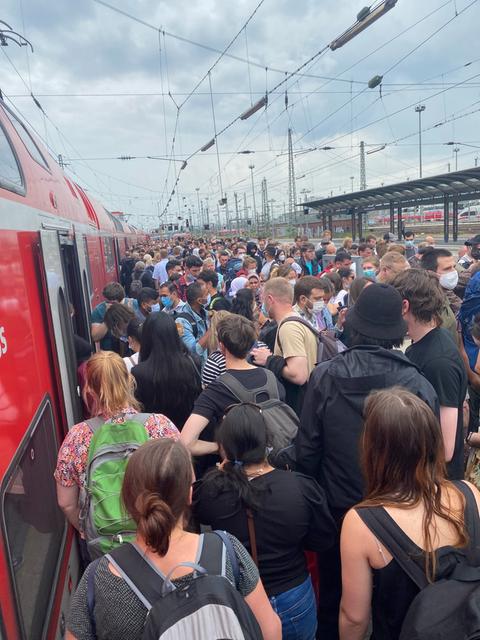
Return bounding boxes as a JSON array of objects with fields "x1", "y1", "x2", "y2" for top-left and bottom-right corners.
[
  {"x1": 66, "y1": 439, "x2": 281, "y2": 640},
  {"x1": 339, "y1": 387, "x2": 480, "y2": 640}
]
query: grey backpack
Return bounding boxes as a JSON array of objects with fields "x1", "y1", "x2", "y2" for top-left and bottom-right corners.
[
  {"x1": 88, "y1": 531, "x2": 263, "y2": 640},
  {"x1": 219, "y1": 369, "x2": 299, "y2": 452}
]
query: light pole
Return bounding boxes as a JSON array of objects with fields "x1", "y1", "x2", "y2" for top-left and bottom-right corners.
[
  {"x1": 350, "y1": 176, "x2": 355, "y2": 192},
  {"x1": 454, "y1": 147, "x2": 460, "y2": 172},
  {"x1": 249, "y1": 164, "x2": 257, "y2": 229},
  {"x1": 195, "y1": 187, "x2": 202, "y2": 229},
  {"x1": 415, "y1": 105, "x2": 426, "y2": 178}
]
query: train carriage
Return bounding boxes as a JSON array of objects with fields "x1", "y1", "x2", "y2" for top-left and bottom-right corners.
[{"x1": 0, "y1": 97, "x2": 144, "y2": 639}]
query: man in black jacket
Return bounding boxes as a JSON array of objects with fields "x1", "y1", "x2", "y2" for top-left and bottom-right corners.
[{"x1": 296, "y1": 283, "x2": 438, "y2": 640}]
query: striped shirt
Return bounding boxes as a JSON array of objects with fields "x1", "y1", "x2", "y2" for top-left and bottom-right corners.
[{"x1": 201, "y1": 342, "x2": 268, "y2": 387}]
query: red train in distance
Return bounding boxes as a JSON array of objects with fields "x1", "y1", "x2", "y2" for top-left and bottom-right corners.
[{"x1": 0, "y1": 97, "x2": 146, "y2": 639}]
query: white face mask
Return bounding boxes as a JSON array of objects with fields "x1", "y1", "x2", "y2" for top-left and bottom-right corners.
[
  {"x1": 439, "y1": 270, "x2": 459, "y2": 290},
  {"x1": 289, "y1": 279, "x2": 297, "y2": 287},
  {"x1": 312, "y1": 300, "x2": 325, "y2": 313}
]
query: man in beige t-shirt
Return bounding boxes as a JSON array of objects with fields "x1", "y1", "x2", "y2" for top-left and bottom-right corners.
[{"x1": 252, "y1": 277, "x2": 318, "y2": 415}]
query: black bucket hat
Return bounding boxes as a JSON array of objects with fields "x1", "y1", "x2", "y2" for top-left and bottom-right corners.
[{"x1": 346, "y1": 283, "x2": 407, "y2": 340}]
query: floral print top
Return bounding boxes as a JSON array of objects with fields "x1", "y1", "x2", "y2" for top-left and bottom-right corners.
[{"x1": 54, "y1": 407, "x2": 179, "y2": 488}]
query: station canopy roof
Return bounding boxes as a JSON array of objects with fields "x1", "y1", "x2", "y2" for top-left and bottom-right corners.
[{"x1": 303, "y1": 167, "x2": 480, "y2": 214}]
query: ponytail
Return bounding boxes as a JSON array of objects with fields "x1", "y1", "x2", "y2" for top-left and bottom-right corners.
[
  {"x1": 135, "y1": 491, "x2": 175, "y2": 556},
  {"x1": 122, "y1": 439, "x2": 193, "y2": 556}
]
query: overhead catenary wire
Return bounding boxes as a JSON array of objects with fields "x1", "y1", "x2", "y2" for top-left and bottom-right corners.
[{"x1": 92, "y1": 0, "x2": 366, "y2": 85}]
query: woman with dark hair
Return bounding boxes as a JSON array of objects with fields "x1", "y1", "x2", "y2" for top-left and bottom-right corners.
[
  {"x1": 193, "y1": 403, "x2": 336, "y2": 640},
  {"x1": 131, "y1": 313, "x2": 201, "y2": 429},
  {"x1": 123, "y1": 317, "x2": 143, "y2": 373},
  {"x1": 66, "y1": 439, "x2": 281, "y2": 640},
  {"x1": 104, "y1": 303, "x2": 136, "y2": 356},
  {"x1": 340, "y1": 387, "x2": 480, "y2": 640},
  {"x1": 231, "y1": 287, "x2": 256, "y2": 321}
]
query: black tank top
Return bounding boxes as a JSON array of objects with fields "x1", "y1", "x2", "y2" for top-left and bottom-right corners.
[{"x1": 360, "y1": 492, "x2": 477, "y2": 640}]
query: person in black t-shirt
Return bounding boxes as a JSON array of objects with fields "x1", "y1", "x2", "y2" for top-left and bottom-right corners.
[
  {"x1": 193, "y1": 403, "x2": 335, "y2": 640},
  {"x1": 180, "y1": 314, "x2": 285, "y2": 457},
  {"x1": 393, "y1": 269, "x2": 468, "y2": 479}
]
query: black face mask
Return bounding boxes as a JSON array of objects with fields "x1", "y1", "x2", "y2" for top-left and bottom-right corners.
[{"x1": 472, "y1": 248, "x2": 480, "y2": 260}]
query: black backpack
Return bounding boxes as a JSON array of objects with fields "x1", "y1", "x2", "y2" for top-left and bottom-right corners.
[
  {"x1": 218, "y1": 369, "x2": 299, "y2": 455},
  {"x1": 88, "y1": 531, "x2": 262, "y2": 640},
  {"x1": 277, "y1": 316, "x2": 346, "y2": 365},
  {"x1": 357, "y1": 481, "x2": 480, "y2": 640}
]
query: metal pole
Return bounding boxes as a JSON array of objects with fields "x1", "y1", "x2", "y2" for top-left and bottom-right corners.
[
  {"x1": 415, "y1": 105, "x2": 425, "y2": 178},
  {"x1": 249, "y1": 164, "x2": 257, "y2": 229},
  {"x1": 195, "y1": 188, "x2": 202, "y2": 229}
]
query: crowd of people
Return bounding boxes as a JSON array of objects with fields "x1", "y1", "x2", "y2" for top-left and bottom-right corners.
[{"x1": 58, "y1": 228, "x2": 480, "y2": 640}]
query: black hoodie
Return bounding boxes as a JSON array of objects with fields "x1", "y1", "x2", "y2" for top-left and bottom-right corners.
[{"x1": 296, "y1": 346, "x2": 439, "y2": 513}]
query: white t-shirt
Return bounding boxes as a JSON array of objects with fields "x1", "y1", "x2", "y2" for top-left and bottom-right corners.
[{"x1": 123, "y1": 351, "x2": 139, "y2": 373}]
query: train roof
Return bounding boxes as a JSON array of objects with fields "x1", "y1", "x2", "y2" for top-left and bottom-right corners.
[{"x1": 0, "y1": 99, "x2": 139, "y2": 236}]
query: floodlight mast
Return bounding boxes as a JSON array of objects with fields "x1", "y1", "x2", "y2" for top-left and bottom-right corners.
[{"x1": 329, "y1": 0, "x2": 398, "y2": 51}]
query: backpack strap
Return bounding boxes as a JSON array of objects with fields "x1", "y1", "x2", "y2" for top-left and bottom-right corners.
[
  {"x1": 276, "y1": 316, "x2": 320, "y2": 360},
  {"x1": 173, "y1": 311, "x2": 199, "y2": 338},
  {"x1": 213, "y1": 530, "x2": 240, "y2": 586},
  {"x1": 85, "y1": 417, "x2": 105, "y2": 433},
  {"x1": 453, "y1": 481, "x2": 480, "y2": 563},
  {"x1": 356, "y1": 507, "x2": 429, "y2": 590},
  {"x1": 219, "y1": 370, "x2": 279, "y2": 404},
  {"x1": 107, "y1": 543, "x2": 166, "y2": 610},
  {"x1": 246, "y1": 509, "x2": 259, "y2": 567}
]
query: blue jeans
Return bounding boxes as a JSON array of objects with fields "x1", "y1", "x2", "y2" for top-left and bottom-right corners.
[{"x1": 269, "y1": 576, "x2": 317, "y2": 640}]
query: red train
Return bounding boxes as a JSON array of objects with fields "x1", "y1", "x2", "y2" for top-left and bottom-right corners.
[{"x1": 0, "y1": 98, "x2": 145, "y2": 639}]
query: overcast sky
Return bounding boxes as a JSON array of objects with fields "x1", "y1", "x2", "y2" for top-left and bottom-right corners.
[{"x1": 1, "y1": 0, "x2": 480, "y2": 229}]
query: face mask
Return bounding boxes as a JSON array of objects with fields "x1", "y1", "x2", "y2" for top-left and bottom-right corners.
[
  {"x1": 405, "y1": 239, "x2": 415, "y2": 247},
  {"x1": 439, "y1": 270, "x2": 459, "y2": 290},
  {"x1": 312, "y1": 300, "x2": 325, "y2": 313},
  {"x1": 186, "y1": 274, "x2": 196, "y2": 283},
  {"x1": 363, "y1": 268, "x2": 376, "y2": 279},
  {"x1": 289, "y1": 279, "x2": 297, "y2": 287},
  {"x1": 161, "y1": 296, "x2": 172, "y2": 309},
  {"x1": 261, "y1": 302, "x2": 269, "y2": 317},
  {"x1": 150, "y1": 303, "x2": 161, "y2": 313},
  {"x1": 203, "y1": 294, "x2": 212, "y2": 307},
  {"x1": 278, "y1": 254, "x2": 285, "y2": 262}
]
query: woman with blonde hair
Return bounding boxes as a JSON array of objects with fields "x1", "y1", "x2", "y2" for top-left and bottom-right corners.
[{"x1": 54, "y1": 351, "x2": 179, "y2": 536}]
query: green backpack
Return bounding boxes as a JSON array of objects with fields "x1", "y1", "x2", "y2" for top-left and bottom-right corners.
[{"x1": 79, "y1": 413, "x2": 150, "y2": 558}]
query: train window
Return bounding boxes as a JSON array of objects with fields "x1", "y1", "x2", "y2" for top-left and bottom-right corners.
[
  {"x1": 103, "y1": 237, "x2": 115, "y2": 271},
  {"x1": 2, "y1": 108, "x2": 50, "y2": 171},
  {"x1": 0, "y1": 122, "x2": 24, "y2": 193},
  {"x1": 1, "y1": 398, "x2": 66, "y2": 640}
]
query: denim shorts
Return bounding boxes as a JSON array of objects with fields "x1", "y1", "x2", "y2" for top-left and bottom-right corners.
[{"x1": 269, "y1": 575, "x2": 317, "y2": 640}]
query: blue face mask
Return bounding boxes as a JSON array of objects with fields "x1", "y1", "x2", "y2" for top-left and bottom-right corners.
[
  {"x1": 405, "y1": 239, "x2": 415, "y2": 247},
  {"x1": 363, "y1": 269, "x2": 376, "y2": 279},
  {"x1": 150, "y1": 303, "x2": 161, "y2": 313},
  {"x1": 204, "y1": 294, "x2": 212, "y2": 307},
  {"x1": 261, "y1": 302, "x2": 269, "y2": 316},
  {"x1": 161, "y1": 296, "x2": 173, "y2": 309}
]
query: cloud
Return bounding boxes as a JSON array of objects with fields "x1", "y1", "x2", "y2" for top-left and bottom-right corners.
[{"x1": 1, "y1": 0, "x2": 479, "y2": 227}]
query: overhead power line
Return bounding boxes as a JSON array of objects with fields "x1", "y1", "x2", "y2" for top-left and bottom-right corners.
[{"x1": 93, "y1": 0, "x2": 366, "y2": 85}]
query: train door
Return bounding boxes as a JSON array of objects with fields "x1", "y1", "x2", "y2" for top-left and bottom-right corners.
[
  {"x1": 74, "y1": 231, "x2": 93, "y2": 315},
  {"x1": 39, "y1": 229, "x2": 87, "y2": 427}
]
